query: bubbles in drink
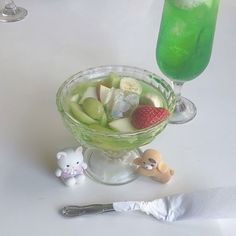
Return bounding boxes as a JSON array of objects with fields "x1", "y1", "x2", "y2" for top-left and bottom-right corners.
[{"x1": 170, "y1": 20, "x2": 186, "y2": 36}]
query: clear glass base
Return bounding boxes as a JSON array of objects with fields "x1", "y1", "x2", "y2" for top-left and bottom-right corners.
[
  {"x1": 169, "y1": 96, "x2": 197, "y2": 124},
  {"x1": 83, "y1": 148, "x2": 142, "y2": 185},
  {"x1": 0, "y1": 4, "x2": 27, "y2": 22}
]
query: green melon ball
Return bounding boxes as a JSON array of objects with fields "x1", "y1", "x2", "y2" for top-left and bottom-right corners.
[{"x1": 82, "y1": 97, "x2": 105, "y2": 120}]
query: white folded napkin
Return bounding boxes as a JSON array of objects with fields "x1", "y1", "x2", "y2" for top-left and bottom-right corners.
[{"x1": 113, "y1": 186, "x2": 236, "y2": 221}]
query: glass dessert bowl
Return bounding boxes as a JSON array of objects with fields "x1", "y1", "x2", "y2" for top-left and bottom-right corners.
[{"x1": 56, "y1": 65, "x2": 175, "y2": 185}]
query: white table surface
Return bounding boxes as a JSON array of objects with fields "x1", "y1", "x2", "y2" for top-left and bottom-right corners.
[{"x1": 1, "y1": 0, "x2": 236, "y2": 235}]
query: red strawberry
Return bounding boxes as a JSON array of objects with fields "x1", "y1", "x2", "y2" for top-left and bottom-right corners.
[{"x1": 131, "y1": 105, "x2": 170, "y2": 129}]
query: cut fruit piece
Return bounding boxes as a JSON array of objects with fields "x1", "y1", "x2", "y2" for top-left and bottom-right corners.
[
  {"x1": 101, "y1": 73, "x2": 120, "y2": 88},
  {"x1": 82, "y1": 97, "x2": 105, "y2": 120},
  {"x1": 70, "y1": 102, "x2": 97, "y2": 124},
  {"x1": 88, "y1": 124, "x2": 116, "y2": 133},
  {"x1": 70, "y1": 94, "x2": 80, "y2": 102},
  {"x1": 70, "y1": 82, "x2": 89, "y2": 97},
  {"x1": 79, "y1": 87, "x2": 97, "y2": 104},
  {"x1": 120, "y1": 77, "x2": 142, "y2": 95},
  {"x1": 131, "y1": 105, "x2": 170, "y2": 129},
  {"x1": 96, "y1": 84, "x2": 113, "y2": 104},
  {"x1": 139, "y1": 93, "x2": 163, "y2": 107},
  {"x1": 109, "y1": 118, "x2": 135, "y2": 132},
  {"x1": 99, "y1": 112, "x2": 108, "y2": 126}
]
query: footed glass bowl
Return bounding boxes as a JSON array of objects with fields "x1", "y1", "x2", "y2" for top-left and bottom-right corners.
[{"x1": 56, "y1": 65, "x2": 175, "y2": 185}]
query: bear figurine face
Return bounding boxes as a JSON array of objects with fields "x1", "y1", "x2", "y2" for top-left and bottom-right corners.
[
  {"x1": 56, "y1": 146, "x2": 85, "y2": 178},
  {"x1": 133, "y1": 149, "x2": 174, "y2": 183}
]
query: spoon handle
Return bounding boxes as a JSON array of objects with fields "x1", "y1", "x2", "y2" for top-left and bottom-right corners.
[{"x1": 61, "y1": 204, "x2": 115, "y2": 217}]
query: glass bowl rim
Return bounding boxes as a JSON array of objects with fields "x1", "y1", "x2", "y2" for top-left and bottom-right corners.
[{"x1": 56, "y1": 65, "x2": 176, "y2": 137}]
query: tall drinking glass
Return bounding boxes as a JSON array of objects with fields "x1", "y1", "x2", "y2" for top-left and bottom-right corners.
[{"x1": 156, "y1": 0, "x2": 219, "y2": 124}]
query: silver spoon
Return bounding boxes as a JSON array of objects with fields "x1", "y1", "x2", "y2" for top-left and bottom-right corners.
[{"x1": 61, "y1": 186, "x2": 236, "y2": 221}]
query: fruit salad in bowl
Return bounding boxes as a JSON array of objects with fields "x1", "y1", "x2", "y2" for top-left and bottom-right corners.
[{"x1": 56, "y1": 65, "x2": 175, "y2": 185}]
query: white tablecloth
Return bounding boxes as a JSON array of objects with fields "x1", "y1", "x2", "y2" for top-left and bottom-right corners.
[{"x1": 0, "y1": 0, "x2": 235, "y2": 235}]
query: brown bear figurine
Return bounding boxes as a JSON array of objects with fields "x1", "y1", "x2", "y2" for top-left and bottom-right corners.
[{"x1": 133, "y1": 149, "x2": 174, "y2": 183}]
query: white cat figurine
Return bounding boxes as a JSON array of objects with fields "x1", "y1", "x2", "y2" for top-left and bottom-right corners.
[{"x1": 55, "y1": 146, "x2": 87, "y2": 187}]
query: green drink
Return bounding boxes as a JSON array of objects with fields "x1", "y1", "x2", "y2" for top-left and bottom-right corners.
[
  {"x1": 157, "y1": 0, "x2": 219, "y2": 81},
  {"x1": 156, "y1": 0, "x2": 219, "y2": 123}
]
